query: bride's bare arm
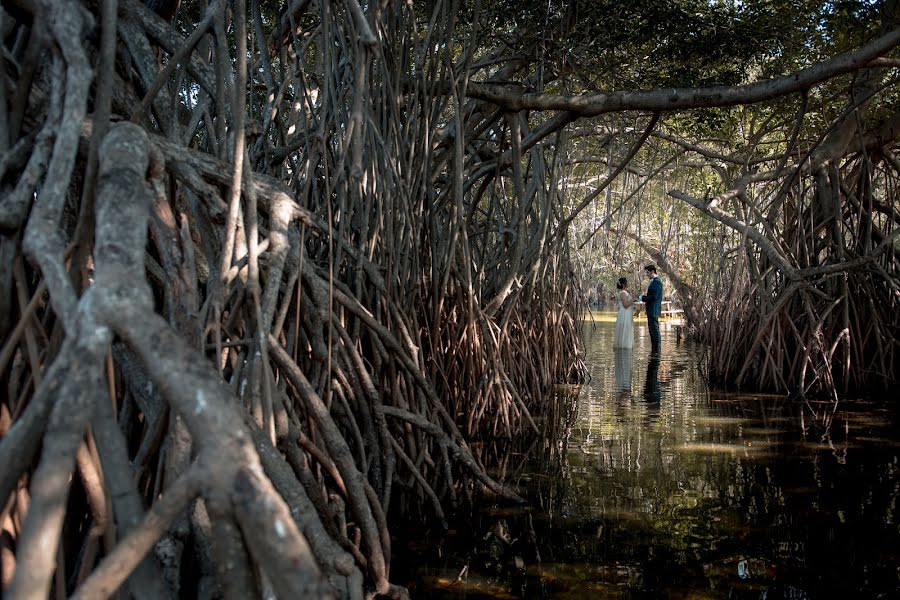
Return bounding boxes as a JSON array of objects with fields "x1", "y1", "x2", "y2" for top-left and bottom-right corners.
[{"x1": 619, "y1": 290, "x2": 635, "y2": 308}]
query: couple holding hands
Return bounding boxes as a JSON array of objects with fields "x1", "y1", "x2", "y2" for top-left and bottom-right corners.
[{"x1": 613, "y1": 264, "x2": 663, "y2": 354}]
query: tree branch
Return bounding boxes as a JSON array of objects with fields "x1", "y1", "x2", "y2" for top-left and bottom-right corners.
[{"x1": 465, "y1": 28, "x2": 900, "y2": 115}]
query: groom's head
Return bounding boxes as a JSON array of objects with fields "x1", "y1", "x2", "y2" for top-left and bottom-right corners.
[{"x1": 644, "y1": 264, "x2": 657, "y2": 277}]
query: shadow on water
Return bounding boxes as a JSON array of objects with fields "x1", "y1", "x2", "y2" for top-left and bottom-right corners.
[{"x1": 393, "y1": 315, "x2": 900, "y2": 599}]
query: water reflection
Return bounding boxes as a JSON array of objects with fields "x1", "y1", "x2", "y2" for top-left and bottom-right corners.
[
  {"x1": 614, "y1": 348, "x2": 632, "y2": 396},
  {"x1": 641, "y1": 355, "x2": 660, "y2": 410},
  {"x1": 396, "y1": 316, "x2": 900, "y2": 599}
]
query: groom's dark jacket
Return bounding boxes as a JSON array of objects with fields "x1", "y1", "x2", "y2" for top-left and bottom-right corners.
[{"x1": 642, "y1": 277, "x2": 663, "y2": 318}]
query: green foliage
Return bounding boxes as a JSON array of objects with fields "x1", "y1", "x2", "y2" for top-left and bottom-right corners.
[{"x1": 442, "y1": 0, "x2": 887, "y2": 94}]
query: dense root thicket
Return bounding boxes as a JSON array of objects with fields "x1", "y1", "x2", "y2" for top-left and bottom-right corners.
[
  {"x1": 609, "y1": 113, "x2": 900, "y2": 397},
  {"x1": 666, "y1": 76, "x2": 900, "y2": 398},
  {"x1": 601, "y1": 138, "x2": 900, "y2": 398},
  {"x1": 0, "y1": 0, "x2": 584, "y2": 597}
]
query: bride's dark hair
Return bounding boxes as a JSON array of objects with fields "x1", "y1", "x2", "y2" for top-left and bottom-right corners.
[{"x1": 616, "y1": 277, "x2": 627, "y2": 290}]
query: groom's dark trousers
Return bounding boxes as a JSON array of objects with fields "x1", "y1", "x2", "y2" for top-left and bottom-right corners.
[
  {"x1": 648, "y1": 316, "x2": 660, "y2": 353},
  {"x1": 642, "y1": 277, "x2": 663, "y2": 353}
]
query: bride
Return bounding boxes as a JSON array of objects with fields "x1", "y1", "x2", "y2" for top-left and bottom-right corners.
[{"x1": 614, "y1": 277, "x2": 639, "y2": 349}]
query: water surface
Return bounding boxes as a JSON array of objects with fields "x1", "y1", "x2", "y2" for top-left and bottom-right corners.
[{"x1": 397, "y1": 316, "x2": 900, "y2": 598}]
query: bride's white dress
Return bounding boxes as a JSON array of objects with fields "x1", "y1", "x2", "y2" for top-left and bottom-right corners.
[{"x1": 614, "y1": 291, "x2": 635, "y2": 349}]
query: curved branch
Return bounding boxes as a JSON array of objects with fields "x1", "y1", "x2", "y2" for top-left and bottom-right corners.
[
  {"x1": 465, "y1": 28, "x2": 900, "y2": 115},
  {"x1": 669, "y1": 189, "x2": 799, "y2": 279}
]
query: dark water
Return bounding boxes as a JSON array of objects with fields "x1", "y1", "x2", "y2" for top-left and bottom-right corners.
[{"x1": 395, "y1": 315, "x2": 900, "y2": 599}]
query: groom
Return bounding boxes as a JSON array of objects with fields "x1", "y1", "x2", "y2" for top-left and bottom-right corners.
[{"x1": 639, "y1": 264, "x2": 663, "y2": 354}]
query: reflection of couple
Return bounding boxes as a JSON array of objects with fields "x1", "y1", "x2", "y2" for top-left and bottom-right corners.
[
  {"x1": 613, "y1": 264, "x2": 663, "y2": 354},
  {"x1": 614, "y1": 349, "x2": 661, "y2": 404}
]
